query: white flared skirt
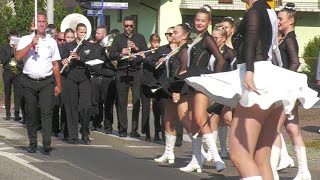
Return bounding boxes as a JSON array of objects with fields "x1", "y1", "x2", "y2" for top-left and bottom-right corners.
[{"x1": 185, "y1": 61, "x2": 319, "y2": 116}]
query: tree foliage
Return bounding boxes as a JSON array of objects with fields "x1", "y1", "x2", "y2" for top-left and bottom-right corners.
[
  {"x1": 0, "y1": 0, "x2": 68, "y2": 44},
  {"x1": 301, "y1": 35, "x2": 320, "y2": 82},
  {"x1": 73, "y1": 5, "x2": 83, "y2": 14}
]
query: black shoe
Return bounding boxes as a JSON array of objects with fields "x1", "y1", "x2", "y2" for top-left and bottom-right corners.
[
  {"x1": 175, "y1": 141, "x2": 182, "y2": 147},
  {"x1": 27, "y1": 146, "x2": 37, "y2": 153},
  {"x1": 63, "y1": 134, "x2": 69, "y2": 141},
  {"x1": 14, "y1": 117, "x2": 22, "y2": 121},
  {"x1": 91, "y1": 127, "x2": 99, "y2": 131},
  {"x1": 119, "y1": 132, "x2": 127, "y2": 137},
  {"x1": 105, "y1": 129, "x2": 113, "y2": 134},
  {"x1": 43, "y1": 146, "x2": 52, "y2": 155},
  {"x1": 67, "y1": 139, "x2": 79, "y2": 144},
  {"x1": 145, "y1": 136, "x2": 151, "y2": 142},
  {"x1": 130, "y1": 131, "x2": 140, "y2": 138},
  {"x1": 154, "y1": 132, "x2": 162, "y2": 142},
  {"x1": 81, "y1": 135, "x2": 91, "y2": 144},
  {"x1": 52, "y1": 132, "x2": 59, "y2": 137},
  {"x1": 4, "y1": 116, "x2": 10, "y2": 121}
]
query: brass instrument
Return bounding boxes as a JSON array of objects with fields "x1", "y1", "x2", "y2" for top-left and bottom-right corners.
[
  {"x1": 100, "y1": 34, "x2": 117, "y2": 69},
  {"x1": 9, "y1": 57, "x2": 19, "y2": 74},
  {"x1": 9, "y1": 37, "x2": 21, "y2": 74}
]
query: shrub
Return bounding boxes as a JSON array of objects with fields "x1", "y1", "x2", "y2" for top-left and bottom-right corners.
[{"x1": 301, "y1": 35, "x2": 320, "y2": 83}]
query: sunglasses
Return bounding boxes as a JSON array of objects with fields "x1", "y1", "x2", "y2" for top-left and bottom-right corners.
[
  {"x1": 57, "y1": 38, "x2": 65, "y2": 42},
  {"x1": 124, "y1": 25, "x2": 134, "y2": 28},
  {"x1": 165, "y1": 33, "x2": 173, "y2": 36}
]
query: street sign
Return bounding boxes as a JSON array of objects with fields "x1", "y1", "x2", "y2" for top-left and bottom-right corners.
[
  {"x1": 90, "y1": 2, "x2": 128, "y2": 9},
  {"x1": 87, "y1": 10, "x2": 102, "y2": 16}
]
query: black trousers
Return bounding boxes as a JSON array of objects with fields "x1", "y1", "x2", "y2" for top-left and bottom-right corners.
[
  {"x1": 21, "y1": 75, "x2": 54, "y2": 147},
  {"x1": 3, "y1": 69, "x2": 15, "y2": 117},
  {"x1": 52, "y1": 76, "x2": 67, "y2": 135},
  {"x1": 116, "y1": 70, "x2": 141, "y2": 133},
  {"x1": 141, "y1": 87, "x2": 162, "y2": 136},
  {"x1": 63, "y1": 77, "x2": 91, "y2": 140},
  {"x1": 13, "y1": 74, "x2": 25, "y2": 118},
  {"x1": 90, "y1": 76, "x2": 117, "y2": 130}
]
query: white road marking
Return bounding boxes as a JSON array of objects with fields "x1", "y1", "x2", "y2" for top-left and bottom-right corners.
[
  {"x1": 0, "y1": 128, "x2": 24, "y2": 139},
  {"x1": 94, "y1": 131, "x2": 140, "y2": 141},
  {"x1": 0, "y1": 151, "x2": 60, "y2": 180},
  {"x1": 0, "y1": 147, "x2": 14, "y2": 151},
  {"x1": 126, "y1": 145, "x2": 162, "y2": 148},
  {"x1": 55, "y1": 144, "x2": 112, "y2": 148}
]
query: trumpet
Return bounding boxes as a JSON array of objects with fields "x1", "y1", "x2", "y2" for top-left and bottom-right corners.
[
  {"x1": 120, "y1": 48, "x2": 158, "y2": 60},
  {"x1": 60, "y1": 34, "x2": 86, "y2": 73}
]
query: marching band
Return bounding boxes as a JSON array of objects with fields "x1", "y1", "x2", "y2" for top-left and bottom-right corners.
[{"x1": 0, "y1": 1, "x2": 319, "y2": 179}]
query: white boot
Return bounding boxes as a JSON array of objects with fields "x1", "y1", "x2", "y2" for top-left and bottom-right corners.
[
  {"x1": 270, "y1": 145, "x2": 280, "y2": 180},
  {"x1": 277, "y1": 134, "x2": 295, "y2": 170},
  {"x1": 180, "y1": 136, "x2": 204, "y2": 173},
  {"x1": 154, "y1": 131, "x2": 176, "y2": 163},
  {"x1": 203, "y1": 133, "x2": 226, "y2": 172},
  {"x1": 241, "y1": 176, "x2": 263, "y2": 180},
  {"x1": 293, "y1": 146, "x2": 311, "y2": 180},
  {"x1": 218, "y1": 126, "x2": 228, "y2": 158}
]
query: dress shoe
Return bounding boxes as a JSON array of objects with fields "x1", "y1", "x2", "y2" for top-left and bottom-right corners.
[
  {"x1": 81, "y1": 135, "x2": 91, "y2": 144},
  {"x1": 68, "y1": 139, "x2": 79, "y2": 144},
  {"x1": 154, "y1": 132, "x2": 162, "y2": 142},
  {"x1": 105, "y1": 129, "x2": 113, "y2": 134},
  {"x1": 119, "y1": 132, "x2": 127, "y2": 137},
  {"x1": 52, "y1": 132, "x2": 59, "y2": 137},
  {"x1": 130, "y1": 131, "x2": 140, "y2": 138},
  {"x1": 91, "y1": 127, "x2": 99, "y2": 131},
  {"x1": 14, "y1": 117, "x2": 22, "y2": 121},
  {"x1": 175, "y1": 141, "x2": 182, "y2": 147},
  {"x1": 27, "y1": 146, "x2": 37, "y2": 153},
  {"x1": 145, "y1": 136, "x2": 151, "y2": 142},
  {"x1": 43, "y1": 146, "x2": 53, "y2": 155},
  {"x1": 4, "y1": 116, "x2": 11, "y2": 121}
]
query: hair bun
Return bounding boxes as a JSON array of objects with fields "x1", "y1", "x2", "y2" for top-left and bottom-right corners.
[
  {"x1": 284, "y1": 3, "x2": 296, "y2": 11},
  {"x1": 201, "y1": 4, "x2": 212, "y2": 13}
]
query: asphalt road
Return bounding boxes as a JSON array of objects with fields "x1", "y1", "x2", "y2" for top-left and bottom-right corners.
[{"x1": 0, "y1": 108, "x2": 319, "y2": 180}]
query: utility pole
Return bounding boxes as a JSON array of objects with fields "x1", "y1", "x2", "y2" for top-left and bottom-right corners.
[{"x1": 47, "y1": 0, "x2": 54, "y2": 24}]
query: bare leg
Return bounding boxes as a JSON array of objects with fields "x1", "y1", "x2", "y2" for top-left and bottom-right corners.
[{"x1": 229, "y1": 103, "x2": 274, "y2": 178}]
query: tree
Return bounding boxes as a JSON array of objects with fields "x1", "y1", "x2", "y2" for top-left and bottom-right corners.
[
  {"x1": 54, "y1": 0, "x2": 69, "y2": 30},
  {"x1": 0, "y1": 0, "x2": 68, "y2": 44},
  {"x1": 300, "y1": 35, "x2": 320, "y2": 82},
  {"x1": 73, "y1": 4, "x2": 83, "y2": 15}
]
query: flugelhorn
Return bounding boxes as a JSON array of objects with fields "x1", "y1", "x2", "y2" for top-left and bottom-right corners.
[{"x1": 60, "y1": 34, "x2": 86, "y2": 73}]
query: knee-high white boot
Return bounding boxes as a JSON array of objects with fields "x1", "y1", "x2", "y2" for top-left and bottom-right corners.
[
  {"x1": 277, "y1": 133, "x2": 295, "y2": 170},
  {"x1": 241, "y1": 176, "x2": 263, "y2": 180},
  {"x1": 270, "y1": 145, "x2": 280, "y2": 180},
  {"x1": 293, "y1": 146, "x2": 311, "y2": 180},
  {"x1": 154, "y1": 131, "x2": 176, "y2": 163},
  {"x1": 218, "y1": 126, "x2": 228, "y2": 158},
  {"x1": 180, "y1": 136, "x2": 204, "y2": 173},
  {"x1": 203, "y1": 133, "x2": 226, "y2": 172}
]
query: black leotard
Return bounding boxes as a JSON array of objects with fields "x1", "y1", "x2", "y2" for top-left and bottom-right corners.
[
  {"x1": 233, "y1": 0, "x2": 273, "y2": 72},
  {"x1": 279, "y1": 31, "x2": 300, "y2": 72}
]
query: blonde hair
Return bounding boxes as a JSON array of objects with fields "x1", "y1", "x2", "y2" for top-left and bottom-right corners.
[{"x1": 213, "y1": 23, "x2": 227, "y2": 38}]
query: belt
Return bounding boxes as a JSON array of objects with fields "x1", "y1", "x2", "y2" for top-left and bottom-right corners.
[{"x1": 23, "y1": 74, "x2": 52, "y2": 81}]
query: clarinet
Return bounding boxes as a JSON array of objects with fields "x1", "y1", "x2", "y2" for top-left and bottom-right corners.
[{"x1": 60, "y1": 34, "x2": 86, "y2": 73}]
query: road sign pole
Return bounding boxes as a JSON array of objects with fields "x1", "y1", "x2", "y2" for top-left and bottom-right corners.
[{"x1": 100, "y1": 0, "x2": 104, "y2": 25}]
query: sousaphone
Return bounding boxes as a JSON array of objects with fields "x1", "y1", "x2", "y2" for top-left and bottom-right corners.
[{"x1": 60, "y1": 13, "x2": 92, "y2": 40}]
